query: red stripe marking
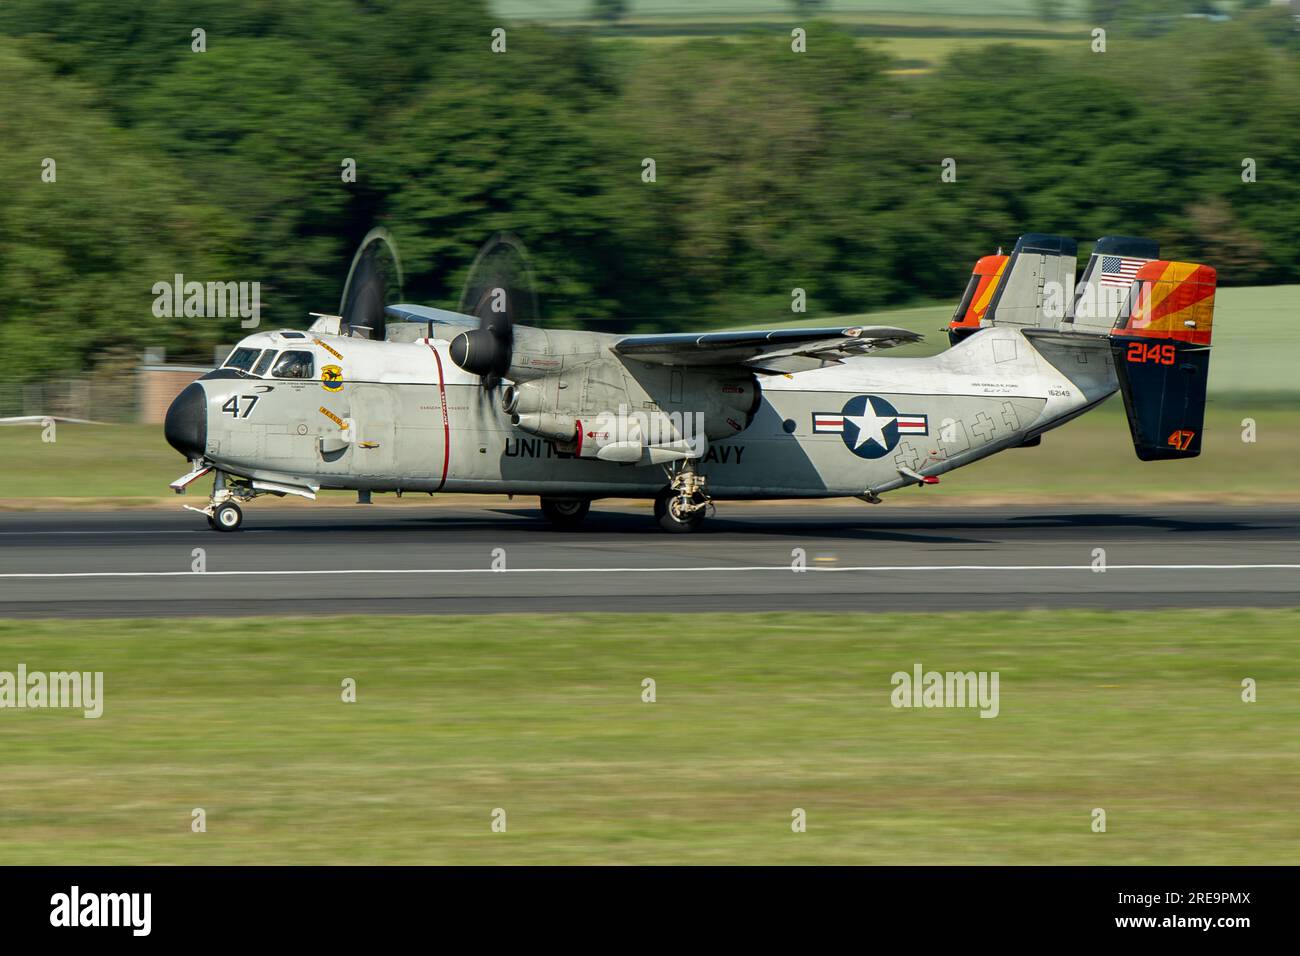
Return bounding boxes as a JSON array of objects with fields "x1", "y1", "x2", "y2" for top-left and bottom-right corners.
[{"x1": 426, "y1": 343, "x2": 451, "y2": 493}]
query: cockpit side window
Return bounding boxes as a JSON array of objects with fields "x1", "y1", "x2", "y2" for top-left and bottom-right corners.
[
  {"x1": 252, "y1": 349, "x2": 277, "y2": 377},
  {"x1": 223, "y1": 347, "x2": 260, "y2": 372},
  {"x1": 271, "y1": 350, "x2": 315, "y2": 379}
]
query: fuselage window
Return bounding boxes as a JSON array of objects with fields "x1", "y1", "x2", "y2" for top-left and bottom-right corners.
[
  {"x1": 223, "y1": 347, "x2": 260, "y2": 372},
  {"x1": 272, "y1": 350, "x2": 315, "y2": 379},
  {"x1": 252, "y1": 349, "x2": 277, "y2": 377}
]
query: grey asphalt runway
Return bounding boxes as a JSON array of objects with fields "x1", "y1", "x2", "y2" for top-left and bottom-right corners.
[{"x1": 0, "y1": 502, "x2": 1297, "y2": 618}]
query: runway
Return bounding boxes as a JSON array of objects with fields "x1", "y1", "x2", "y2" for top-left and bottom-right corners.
[{"x1": 0, "y1": 502, "x2": 1297, "y2": 617}]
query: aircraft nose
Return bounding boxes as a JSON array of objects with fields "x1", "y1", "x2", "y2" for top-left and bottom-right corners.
[{"x1": 164, "y1": 382, "x2": 207, "y2": 459}]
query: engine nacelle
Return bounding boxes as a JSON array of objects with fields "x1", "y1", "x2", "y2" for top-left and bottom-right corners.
[
  {"x1": 501, "y1": 353, "x2": 761, "y2": 466},
  {"x1": 511, "y1": 413, "x2": 578, "y2": 443}
]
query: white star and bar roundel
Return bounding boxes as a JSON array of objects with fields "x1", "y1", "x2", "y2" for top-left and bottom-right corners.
[{"x1": 812, "y1": 395, "x2": 928, "y2": 459}]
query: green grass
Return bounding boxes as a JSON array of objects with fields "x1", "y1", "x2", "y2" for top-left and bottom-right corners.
[
  {"x1": 0, "y1": 610, "x2": 1295, "y2": 864},
  {"x1": 492, "y1": 2, "x2": 1089, "y2": 24},
  {"x1": 0, "y1": 424, "x2": 185, "y2": 501},
  {"x1": 863, "y1": 34, "x2": 1076, "y2": 69}
]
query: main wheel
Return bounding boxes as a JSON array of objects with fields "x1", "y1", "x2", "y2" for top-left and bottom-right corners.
[
  {"x1": 654, "y1": 487, "x2": 705, "y2": 533},
  {"x1": 540, "y1": 497, "x2": 590, "y2": 530},
  {"x1": 212, "y1": 501, "x2": 243, "y2": 532}
]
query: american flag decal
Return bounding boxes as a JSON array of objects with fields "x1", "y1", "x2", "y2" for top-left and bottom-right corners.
[{"x1": 1098, "y1": 255, "x2": 1145, "y2": 290}]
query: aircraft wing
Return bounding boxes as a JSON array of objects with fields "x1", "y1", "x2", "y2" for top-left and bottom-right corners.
[
  {"x1": 385, "y1": 303, "x2": 479, "y2": 326},
  {"x1": 612, "y1": 325, "x2": 922, "y2": 370}
]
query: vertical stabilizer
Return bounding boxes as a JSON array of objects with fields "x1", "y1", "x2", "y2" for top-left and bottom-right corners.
[
  {"x1": 948, "y1": 253, "x2": 1009, "y2": 346},
  {"x1": 983, "y1": 233, "x2": 1078, "y2": 331},
  {"x1": 1066, "y1": 236, "x2": 1160, "y2": 335},
  {"x1": 1109, "y1": 260, "x2": 1216, "y2": 460}
]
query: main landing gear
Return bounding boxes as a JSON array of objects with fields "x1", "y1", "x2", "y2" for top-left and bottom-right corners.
[
  {"x1": 655, "y1": 461, "x2": 711, "y2": 533},
  {"x1": 539, "y1": 496, "x2": 591, "y2": 530}
]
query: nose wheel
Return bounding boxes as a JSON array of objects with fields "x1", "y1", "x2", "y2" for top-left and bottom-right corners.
[
  {"x1": 212, "y1": 501, "x2": 243, "y2": 532},
  {"x1": 182, "y1": 468, "x2": 254, "y2": 531}
]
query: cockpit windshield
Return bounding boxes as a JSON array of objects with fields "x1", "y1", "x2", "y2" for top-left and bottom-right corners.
[
  {"x1": 222, "y1": 347, "x2": 260, "y2": 372},
  {"x1": 252, "y1": 348, "x2": 277, "y2": 376}
]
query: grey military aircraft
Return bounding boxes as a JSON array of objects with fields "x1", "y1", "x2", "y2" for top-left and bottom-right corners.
[{"x1": 165, "y1": 230, "x2": 1216, "y2": 532}]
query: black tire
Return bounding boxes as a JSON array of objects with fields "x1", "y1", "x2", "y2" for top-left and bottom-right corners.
[
  {"x1": 654, "y1": 487, "x2": 705, "y2": 533},
  {"x1": 213, "y1": 501, "x2": 243, "y2": 532},
  {"x1": 540, "y1": 497, "x2": 590, "y2": 530}
]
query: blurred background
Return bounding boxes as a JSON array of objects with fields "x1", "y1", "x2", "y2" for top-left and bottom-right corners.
[{"x1": 2, "y1": 0, "x2": 1298, "y2": 420}]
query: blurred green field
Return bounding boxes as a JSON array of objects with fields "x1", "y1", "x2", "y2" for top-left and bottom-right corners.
[
  {"x1": 493, "y1": 1, "x2": 1089, "y2": 23},
  {"x1": 0, "y1": 610, "x2": 1295, "y2": 865},
  {"x1": 519, "y1": 2, "x2": 1088, "y2": 71}
]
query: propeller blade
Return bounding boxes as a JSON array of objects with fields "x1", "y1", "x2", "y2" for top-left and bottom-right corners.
[
  {"x1": 340, "y1": 228, "x2": 403, "y2": 340},
  {"x1": 451, "y1": 232, "x2": 539, "y2": 387}
]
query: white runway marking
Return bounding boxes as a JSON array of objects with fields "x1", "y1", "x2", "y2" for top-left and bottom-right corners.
[{"x1": 2, "y1": 564, "x2": 1299, "y2": 579}]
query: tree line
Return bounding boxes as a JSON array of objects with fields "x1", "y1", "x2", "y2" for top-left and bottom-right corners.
[{"x1": 2, "y1": 0, "x2": 1297, "y2": 384}]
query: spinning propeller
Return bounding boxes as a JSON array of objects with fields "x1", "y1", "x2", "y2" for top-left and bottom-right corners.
[
  {"x1": 339, "y1": 228, "x2": 404, "y2": 340},
  {"x1": 449, "y1": 232, "x2": 540, "y2": 389}
]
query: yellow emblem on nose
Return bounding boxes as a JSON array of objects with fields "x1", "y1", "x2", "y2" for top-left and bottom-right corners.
[{"x1": 321, "y1": 364, "x2": 344, "y2": 391}]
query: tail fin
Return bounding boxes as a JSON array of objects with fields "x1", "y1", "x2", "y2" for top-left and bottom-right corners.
[
  {"x1": 1065, "y1": 235, "x2": 1161, "y2": 335},
  {"x1": 983, "y1": 233, "x2": 1078, "y2": 331},
  {"x1": 1109, "y1": 261, "x2": 1216, "y2": 460},
  {"x1": 948, "y1": 252, "x2": 1009, "y2": 345}
]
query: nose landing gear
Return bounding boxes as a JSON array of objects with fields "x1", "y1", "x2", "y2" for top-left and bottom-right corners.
[{"x1": 183, "y1": 468, "x2": 252, "y2": 532}]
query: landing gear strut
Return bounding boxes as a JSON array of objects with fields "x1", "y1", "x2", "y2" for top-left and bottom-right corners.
[{"x1": 655, "y1": 461, "x2": 711, "y2": 533}]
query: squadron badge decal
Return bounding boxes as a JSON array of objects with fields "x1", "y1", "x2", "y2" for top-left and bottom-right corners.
[
  {"x1": 321, "y1": 364, "x2": 344, "y2": 392},
  {"x1": 812, "y1": 395, "x2": 928, "y2": 459}
]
